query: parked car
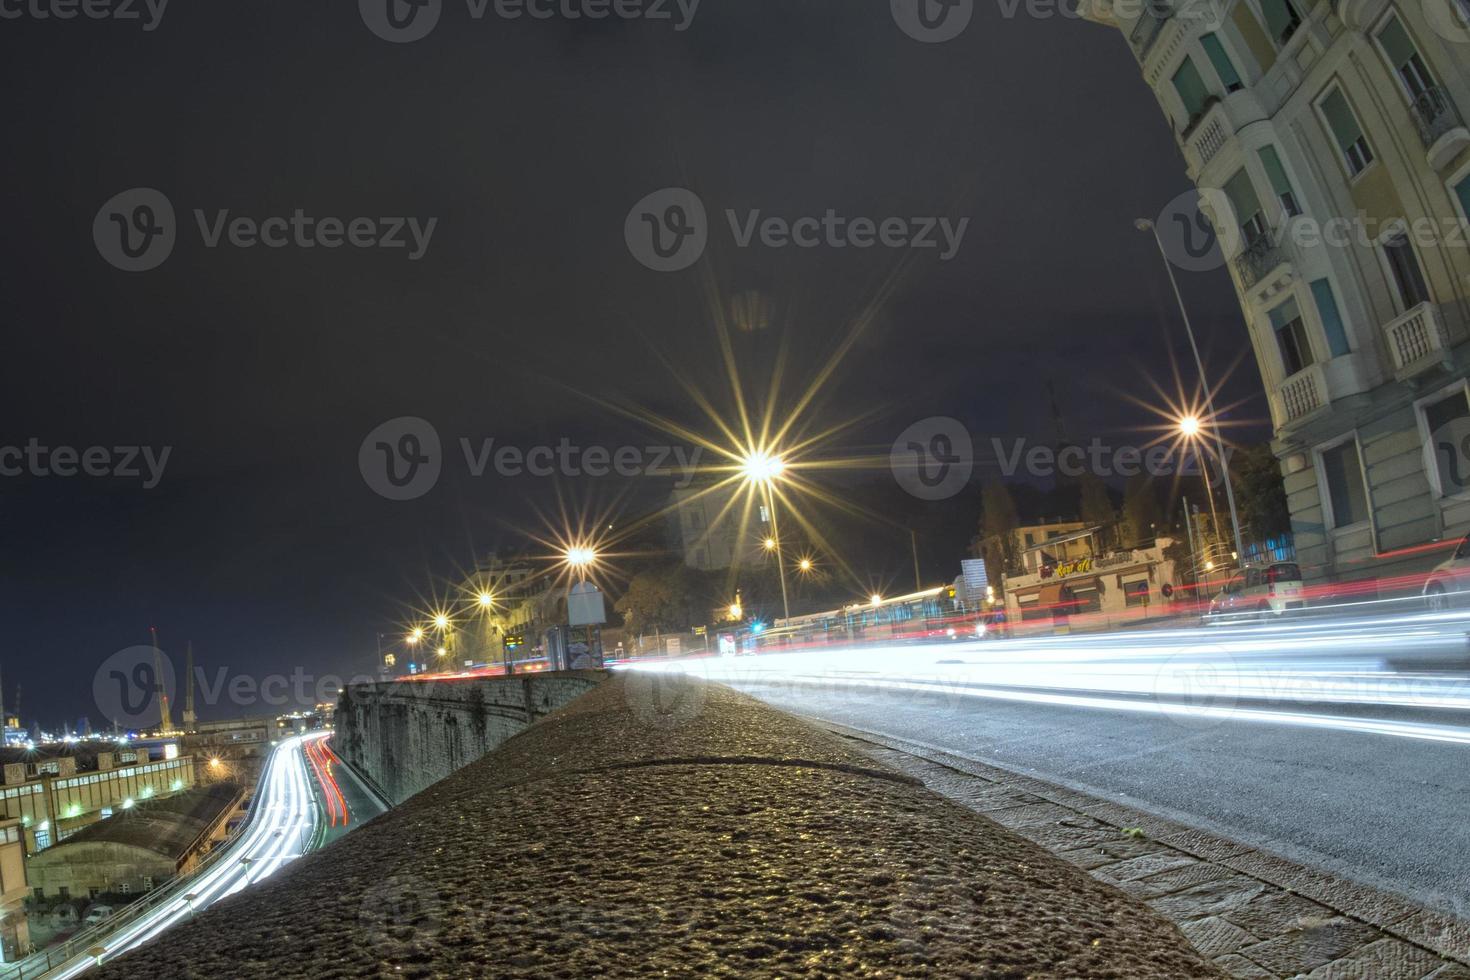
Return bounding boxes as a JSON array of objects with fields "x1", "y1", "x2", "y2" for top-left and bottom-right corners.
[
  {"x1": 82, "y1": 904, "x2": 114, "y2": 926},
  {"x1": 1423, "y1": 534, "x2": 1470, "y2": 610},
  {"x1": 1205, "y1": 562, "x2": 1305, "y2": 622}
]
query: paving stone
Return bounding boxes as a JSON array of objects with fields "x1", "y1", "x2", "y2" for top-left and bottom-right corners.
[
  {"x1": 944, "y1": 783, "x2": 1048, "y2": 812},
  {"x1": 1119, "y1": 861, "x2": 1238, "y2": 901},
  {"x1": 1239, "y1": 917, "x2": 1383, "y2": 975},
  {"x1": 1392, "y1": 911, "x2": 1470, "y2": 964},
  {"x1": 1223, "y1": 890, "x2": 1336, "y2": 940},
  {"x1": 1425, "y1": 963, "x2": 1470, "y2": 979},
  {"x1": 1056, "y1": 836, "x2": 1173, "y2": 871},
  {"x1": 1213, "y1": 952, "x2": 1278, "y2": 978},
  {"x1": 1301, "y1": 938, "x2": 1447, "y2": 979},
  {"x1": 1149, "y1": 876, "x2": 1269, "y2": 922},
  {"x1": 985, "y1": 801, "x2": 1090, "y2": 830},
  {"x1": 1179, "y1": 916, "x2": 1258, "y2": 958},
  {"x1": 1093, "y1": 851, "x2": 1200, "y2": 883},
  {"x1": 1013, "y1": 822, "x2": 1118, "y2": 853},
  {"x1": 1157, "y1": 829, "x2": 1254, "y2": 863}
]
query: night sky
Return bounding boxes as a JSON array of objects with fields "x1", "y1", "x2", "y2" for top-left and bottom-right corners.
[{"x1": 0, "y1": 0, "x2": 1266, "y2": 726}]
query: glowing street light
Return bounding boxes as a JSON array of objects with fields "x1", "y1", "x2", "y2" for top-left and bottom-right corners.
[
  {"x1": 432, "y1": 613, "x2": 450, "y2": 631},
  {"x1": 407, "y1": 627, "x2": 423, "y2": 646},
  {"x1": 476, "y1": 591, "x2": 495, "y2": 609},
  {"x1": 728, "y1": 601, "x2": 743, "y2": 620},
  {"x1": 740, "y1": 449, "x2": 790, "y2": 622},
  {"x1": 436, "y1": 646, "x2": 448, "y2": 657},
  {"x1": 870, "y1": 593, "x2": 883, "y2": 606},
  {"x1": 740, "y1": 451, "x2": 785, "y2": 485},
  {"x1": 565, "y1": 546, "x2": 596, "y2": 568},
  {"x1": 798, "y1": 558, "x2": 813, "y2": 573},
  {"x1": 1178, "y1": 415, "x2": 1201, "y2": 438}
]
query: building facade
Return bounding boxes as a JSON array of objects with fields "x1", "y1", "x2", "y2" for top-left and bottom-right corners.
[
  {"x1": 0, "y1": 747, "x2": 195, "y2": 854},
  {"x1": 667, "y1": 484, "x2": 771, "y2": 571},
  {"x1": 1004, "y1": 527, "x2": 1182, "y2": 626},
  {"x1": 1085, "y1": 0, "x2": 1470, "y2": 585}
]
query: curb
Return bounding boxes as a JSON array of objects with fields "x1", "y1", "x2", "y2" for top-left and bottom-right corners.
[{"x1": 820, "y1": 720, "x2": 1470, "y2": 979}]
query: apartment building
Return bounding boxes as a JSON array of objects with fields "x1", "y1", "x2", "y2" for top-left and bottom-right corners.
[{"x1": 1085, "y1": 0, "x2": 1470, "y2": 584}]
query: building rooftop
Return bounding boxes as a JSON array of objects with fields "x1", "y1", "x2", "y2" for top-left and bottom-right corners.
[{"x1": 40, "y1": 782, "x2": 243, "y2": 862}]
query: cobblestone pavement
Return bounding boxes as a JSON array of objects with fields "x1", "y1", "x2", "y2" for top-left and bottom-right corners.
[{"x1": 828, "y1": 723, "x2": 1470, "y2": 980}]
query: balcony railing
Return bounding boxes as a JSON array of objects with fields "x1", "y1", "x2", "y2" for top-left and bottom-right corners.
[
  {"x1": 1279, "y1": 362, "x2": 1328, "y2": 425},
  {"x1": 1411, "y1": 87, "x2": 1463, "y2": 149},
  {"x1": 1383, "y1": 301, "x2": 1449, "y2": 380},
  {"x1": 1234, "y1": 234, "x2": 1286, "y2": 288}
]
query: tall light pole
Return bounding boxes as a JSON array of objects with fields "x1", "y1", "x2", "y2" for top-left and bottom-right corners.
[
  {"x1": 1136, "y1": 218, "x2": 1245, "y2": 565},
  {"x1": 741, "y1": 451, "x2": 790, "y2": 623}
]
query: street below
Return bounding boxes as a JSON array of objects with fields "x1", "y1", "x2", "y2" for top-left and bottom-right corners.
[{"x1": 623, "y1": 607, "x2": 1470, "y2": 921}]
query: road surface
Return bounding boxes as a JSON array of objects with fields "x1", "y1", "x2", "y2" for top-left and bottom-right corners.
[
  {"x1": 43, "y1": 732, "x2": 337, "y2": 978},
  {"x1": 624, "y1": 606, "x2": 1470, "y2": 919}
]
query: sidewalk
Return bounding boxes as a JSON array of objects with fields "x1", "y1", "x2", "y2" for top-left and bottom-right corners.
[{"x1": 826, "y1": 722, "x2": 1470, "y2": 979}]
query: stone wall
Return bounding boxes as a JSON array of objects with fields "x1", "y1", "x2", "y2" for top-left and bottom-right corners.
[{"x1": 334, "y1": 671, "x2": 604, "y2": 805}]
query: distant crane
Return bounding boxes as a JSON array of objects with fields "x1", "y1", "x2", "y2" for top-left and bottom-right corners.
[{"x1": 182, "y1": 642, "x2": 197, "y2": 730}]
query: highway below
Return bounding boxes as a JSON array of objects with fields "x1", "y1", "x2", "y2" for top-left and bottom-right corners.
[
  {"x1": 624, "y1": 606, "x2": 1470, "y2": 921},
  {"x1": 40, "y1": 732, "x2": 340, "y2": 979}
]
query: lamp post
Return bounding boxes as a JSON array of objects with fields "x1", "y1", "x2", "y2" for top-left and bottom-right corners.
[
  {"x1": 1135, "y1": 218, "x2": 1245, "y2": 564},
  {"x1": 741, "y1": 451, "x2": 790, "y2": 623}
]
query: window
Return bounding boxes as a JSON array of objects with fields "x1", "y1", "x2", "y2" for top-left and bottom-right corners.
[
  {"x1": 1383, "y1": 230, "x2": 1431, "y2": 309},
  {"x1": 1424, "y1": 388, "x2": 1470, "y2": 496},
  {"x1": 1453, "y1": 172, "x2": 1470, "y2": 230},
  {"x1": 35, "y1": 827, "x2": 50, "y2": 850},
  {"x1": 1321, "y1": 439, "x2": 1369, "y2": 528},
  {"x1": 1319, "y1": 88, "x2": 1375, "y2": 176},
  {"x1": 1310, "y1": 279, "x2": 1350, "y2": 357},
  {"x1": 1172, "y1": 57, "x2": 1212, "y2": 123},
  {"x1": 1259, "y1": 0, "x2": 1302, "y2": 44},
  {"x1": 1224, "y1": 168, "x2": 1268, "y2": 243},
  {"x1": 1258, "y1": 145, "x2": 1301, "y2": 217},
  {"x1": 1375, "y1": 14, "x2": 1434, "y2": 100},
  {"x1": 1066, "y1": 586, "x2": 1102, "y2": 614},
  {"x1": 1270, "y1": 298, "x2": 1314, "y2": 375},
  {"x1": 1123, "y1": 580, "x2": 1150, "y2": 606},
  {"x1": 1200, "y1": 34, "x2": 1243, "y2": 92}
]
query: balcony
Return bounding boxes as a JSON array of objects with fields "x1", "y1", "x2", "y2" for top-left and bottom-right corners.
[
  {"x1": 1410, "y1": 87, "x2": 1470, "y2": 172},
  {"x1": 1234, "y1": 234, "x2": 1288, "y2": 290},
  {"x1": 1278, "y1": 362, "x2": 1329, "y2": 425},
  {"x1": 1128, "y1": 1, "x2": 1171, "y2": 59},
  {"x1": 1382, "y1": 302, "x2": 1450, "y2": 381}
]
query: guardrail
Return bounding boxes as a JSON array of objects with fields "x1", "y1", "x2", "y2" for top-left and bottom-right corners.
[{"x1": 0, "y1": 742, "x2": 292, "y2": 980}]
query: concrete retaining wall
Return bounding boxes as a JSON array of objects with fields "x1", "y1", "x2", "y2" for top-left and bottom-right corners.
[{"x1": 334, "y1": 671, "x2": 604, "y2": 804}]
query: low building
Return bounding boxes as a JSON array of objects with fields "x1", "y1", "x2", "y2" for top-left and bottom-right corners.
[
  {"x1": 0, "y1": 818, "x2": 29, "y2": 958},
  {"x1": 1005, "y1": 530, "x2": 1182, "y2": 627},
  {"x1": 25, "y1": 782, "x2": 245, "y2": 901},
  {"x1": 181, "y1": 718, "x2": 272, "y2": 788},
  {"x1": 0, "y1": 744, "x2": 196, "y2": 853}
]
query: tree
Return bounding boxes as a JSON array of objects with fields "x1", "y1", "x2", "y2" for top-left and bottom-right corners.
[
  {"x1": 976, "y1": 480, "x2": 1021, "y2": 580},
  {"x1": 1120, "y1": 474, "x2": 1162, "y2": 548},
  {"x1": 614, "y1": 563, "x2": 700, "y2": 636},
  {"x1": 1232, "y1": 444, "x2": 1292, "y2": 541},
  {"x1": 1078, "y1": 472, "x2": 1116, "y2": 546}
]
